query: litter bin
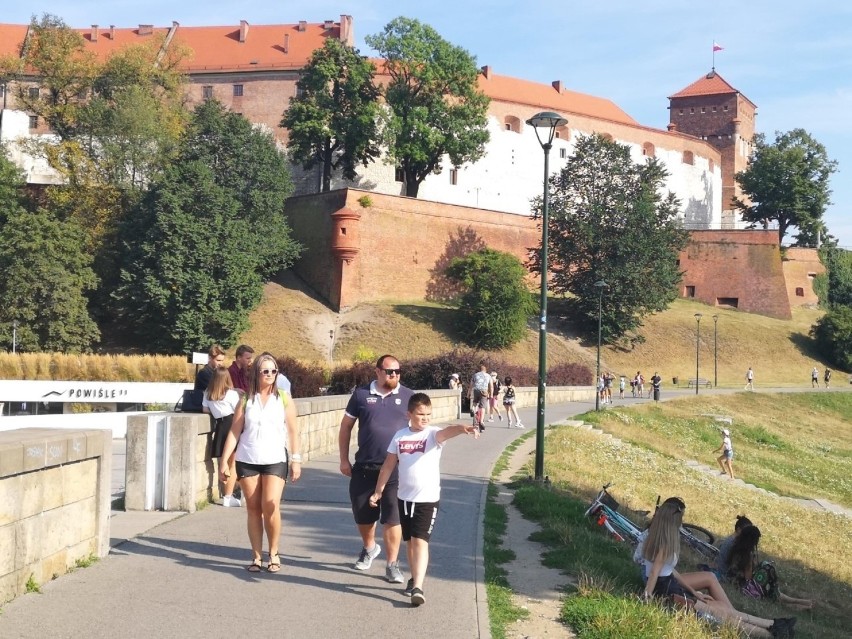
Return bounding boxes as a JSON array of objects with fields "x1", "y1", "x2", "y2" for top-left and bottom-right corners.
[{"x1": 672, "y1": 377, "x2": 679, "y2": 386}]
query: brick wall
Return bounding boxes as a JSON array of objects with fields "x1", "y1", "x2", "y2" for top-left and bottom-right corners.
[{"x1": 782, "y1": 247, "x2": 824, "y2": 307}]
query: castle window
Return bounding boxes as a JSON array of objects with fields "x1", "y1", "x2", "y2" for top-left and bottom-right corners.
[
  {"x1": 505, "y1": 123, "x2": 512, "y2": 130},
  {"x1": 28, "y1": 86, "x2": 39, "y2": 99},
  {"x1": 560, "y1": 148, "x2": 567, "y2": 159},
  {"x1": 682, "y1": 150, "x2": 694, "y2": 165},
  {"x1": 642, "y1": 142, "x2": 655, "y2": 157},
  {"x1": 807, "y1": 272, "x2": 817, "y2": 279},
  {"x1": 723, "y1": 105, "x2": 729, "y2": 111},
  {"x1": 701, "y1": 107, "x2": 706, "y2": 113},
  {"x1": 712, "y1": 106, "x2": 717, "y2": 112},
  {"x1": 394, "y1": 167, "x2": 404, "y2": 183},
  {"x1": 795, "y1": 287, "x2": 805, "y2": 297},
  {"x1": 0, "y1": 85, "x2": 4, "y2": 98},
  {"x1": 601, "y1": 133, "x2": 614, "y2": 142},
  {"x1": 29, "y1": 115, "x2": 38, "y2": 129},
  {"x1": 202, "y1": 85, "x2": 213, "y2": 99},
  {"x1": 678, "y1": 108, "x2": 683, "y2": 115},
  {"x1": 450, "y1": 168, "x2": 458, "y2": 185},
  {"x1": 233, "y1": 84, "x2": 244, "y2": 97},
  {"x1": 685, "y1": 286, "x2": 696, "y2": 298},
  {"x1": 504, "y1": 115, "x2": 521, "y2": 133},
  {"x1": 717, "y1": 297, "x2": 739, "y2": 308},
  {"x1": 690, "y1": 107, "x2": 695, "y2": 114}
]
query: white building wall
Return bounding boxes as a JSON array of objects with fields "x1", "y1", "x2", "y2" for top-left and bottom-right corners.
[{"x1": 0, "y1": 109, "x2": 62, "y2": 184}]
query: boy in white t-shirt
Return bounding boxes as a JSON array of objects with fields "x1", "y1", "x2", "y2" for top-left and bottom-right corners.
[
  {"x1": 369, "y1": 393, "x2": 479, "y2": 607},
  {"x1": 714, "y1": 428, "x2": 735, "y2": 479}
]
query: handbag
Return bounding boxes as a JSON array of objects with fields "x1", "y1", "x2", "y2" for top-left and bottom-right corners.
[{"x1": 177, "y1": 389, "x2": 205, "y2": 413}]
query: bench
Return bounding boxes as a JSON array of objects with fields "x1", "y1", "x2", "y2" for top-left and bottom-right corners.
[{"x1": 687, "y1": 378, "x2": 712, "y2": 388}]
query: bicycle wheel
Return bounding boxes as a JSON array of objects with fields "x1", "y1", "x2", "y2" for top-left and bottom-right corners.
[{"x1": 682, "y1": 523, "x2": 715, "y2": 545}]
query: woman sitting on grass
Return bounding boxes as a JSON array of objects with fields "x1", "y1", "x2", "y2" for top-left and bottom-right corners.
[
  {"x1": 723, "y1": 524, "x2": 814, "y2": 610},
  {"x1": 639, "y1": 498, "x2": 796, "y2": 638}
]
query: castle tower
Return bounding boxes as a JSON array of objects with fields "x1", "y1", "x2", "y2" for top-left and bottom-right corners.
[{"x1": 668, "y1": 71, "x2": 757, "y2": 228}]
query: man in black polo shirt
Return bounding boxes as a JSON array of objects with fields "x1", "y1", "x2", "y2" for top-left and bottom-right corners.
[{"x1": 339, "y1": 354, "x2": 414, "y2": 584}]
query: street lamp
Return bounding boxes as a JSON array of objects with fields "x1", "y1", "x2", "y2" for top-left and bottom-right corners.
[
  {"x1": 712, "y1": 315, "x2": 718, "y2": 388},
  {"x1": 594, "y1": 281, "x2": 607, "y2": 411},
  {"x1": 694, "y1": 313, "x2": 702, "y2": 395},
  {"x1": 12, "y1": 320, "x2": 18, "y2": 354},
  {"x1": 527, "y1": 110, "x2": 568, "y2": 482}
]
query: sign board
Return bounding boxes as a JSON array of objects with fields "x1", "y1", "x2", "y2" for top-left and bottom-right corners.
[
  {"x1": 189, "y1": 352, "x2": 209, "y2": 365},
  {"x1": 0, "y1": 380, "x2": 192, "y2": 404}
]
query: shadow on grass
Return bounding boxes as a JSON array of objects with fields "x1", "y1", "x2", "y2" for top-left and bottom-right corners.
[
  {"x1": 391, "y1": 304, "x2": 466, "y2": 343},
  {"x1": 787, "y1": 331, "x2": 823, "y2": 360}
]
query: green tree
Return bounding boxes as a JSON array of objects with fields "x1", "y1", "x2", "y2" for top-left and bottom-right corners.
[
  {"x1": 446, "y1": 248, "x2": 534, "y2": 349},
  {"x1": 281, "y1": 39, "x2": 381, "y2": 192},
  {"x1": 816, "y1": 246, "x2": 852, "y2": 308},
  {"x1": 0, "y1": 179, "x2": 99, "y2": 351},
  {"x1": 734, "y1": 129, "x2": 838, "y2": 246},
  {"x1": 115, "y1": 101, "x2": 302, "y2": 352},
  {"x1": 365, "y1": 17, "x2": 490, "y2": 197},
  {"x1": 810, "y1": 306, "x2": 852, "y2": 371},
  {"x1": 539, "y1": 134, "x2": 689, "y2": 342}
]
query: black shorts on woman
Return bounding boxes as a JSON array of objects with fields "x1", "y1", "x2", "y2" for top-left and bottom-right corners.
[
  {"x1": 235, "y1": 460, "x2": 288, "y2": 480},
  {"x1": 211, "y1": 414, "x2": 234, "y2": 458}
]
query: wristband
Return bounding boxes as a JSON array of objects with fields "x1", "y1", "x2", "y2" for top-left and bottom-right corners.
[{"x1": 290, "y1": 453, "x2": 302, "y2": 463}]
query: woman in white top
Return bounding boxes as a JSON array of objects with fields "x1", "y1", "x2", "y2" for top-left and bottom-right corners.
[
  {"x1": 641, "y1": 499, "x2": 795, "y2": 638},
  {"x1": 202, "y1": 368, "x2": 241, "y2": 507},
  {"x1": 220, "y1": 352, "x2": 301, "y2": 574}
]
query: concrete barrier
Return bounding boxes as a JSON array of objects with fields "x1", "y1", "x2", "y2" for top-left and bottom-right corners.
[
  {"x1": 0, "y1": 427, "x2": 111, "y2": 604},
  {"x1": 122, "y1": 386, "x2": 594, "y2": 512}
]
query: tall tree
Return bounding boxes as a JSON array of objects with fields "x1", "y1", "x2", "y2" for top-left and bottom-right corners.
[
  {"x1": 733, "y1": 129, "x2": 837, "y2": 246},
  {"x1": 115, "y1": 101, "x2": 301, "y2": 352},
  {"x1": 365, "y1": 17, "x2": 490, "y2": 197},
  {"x1": 281, "y1": 39, "x2": 381, "y2": 192},
  {"x1": 538, "y1": 134, "x2": 689, "y2": 342}
]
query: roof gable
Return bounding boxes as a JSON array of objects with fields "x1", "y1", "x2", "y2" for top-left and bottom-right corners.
[{"x1": 668, "y1": 70, "x2": 755, "y2": 107}]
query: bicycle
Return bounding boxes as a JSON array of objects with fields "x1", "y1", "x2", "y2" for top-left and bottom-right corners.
[
  {"x1": 584, "y1": 484, "x2": 643, "y2": 545},
  {"x1": 652, "y1": 495, "x2": 719, "y2": 561}
]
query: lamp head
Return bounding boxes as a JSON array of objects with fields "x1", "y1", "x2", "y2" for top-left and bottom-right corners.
[
  {"x1": 526, "y1": 111, "x2": 568, "y2": 148},
  {"x1": 694, "y1": 313, "x2": 703, "y2": 320}
]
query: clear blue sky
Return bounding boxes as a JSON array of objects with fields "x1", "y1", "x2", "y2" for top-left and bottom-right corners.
[{"x1": 6, "y1": 1, "x2": 851, "y2": 246}]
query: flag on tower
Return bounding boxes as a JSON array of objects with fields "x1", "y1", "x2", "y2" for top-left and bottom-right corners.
[{"x1": 713, "y1": 42, "x2": 724, "y2": 52}]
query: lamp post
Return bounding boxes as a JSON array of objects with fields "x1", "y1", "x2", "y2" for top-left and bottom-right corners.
[
  {"x1": 594, "y1": 281, "x2": 607, "y2": 411},
  {"x1": 12, "y1": 320, "x2": 18, "y2": 354},
  {"x1": 526, "y1": 110, "x2": 568, "y2": 482},
  {"x1": 712, "y1": 315, "x2": 718, "y2": 388},
  {"x1": 694, "y1": 313, "x2": 702, "y2": 395}
]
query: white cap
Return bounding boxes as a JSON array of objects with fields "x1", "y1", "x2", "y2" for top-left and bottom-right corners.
[
  {"x1": 723, "y1": 428, "x2": 730, "y2": 436},
  {"x1": 451, "y1": 373, "x2": 459, "y2": 379}
]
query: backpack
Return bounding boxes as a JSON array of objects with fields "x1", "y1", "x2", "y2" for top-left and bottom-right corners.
[{"x1": 740, "y1": 561, "x2": 778, "y2": 601}]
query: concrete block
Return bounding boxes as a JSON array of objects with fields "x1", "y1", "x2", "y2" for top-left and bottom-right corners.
[
  {"x1": 40, "y1": 548, "x2": 69, "y2": 582},
  {"x1": 19, "y1": 472, "x2": 44, "y2": 519},
  {"x1": 43, "y1": 434, "x2": 69, "y2": 466},
  {"x1": 0, "y1": 570, "x2": 18, "y2": 605},
  {"x1": 0, "y1": 523, "x2": 15, "y2": 574},
  {"x1": 15, "y1": 517, "x2": 41, "y2": 569},
  {"x1": 66, "y1": 433, "x2": 88, "y2": 462},
  {"x1": 62, "y1": 459, "x2": 97, "y2": 506},
  {"x1": 0, "y1": 474, "x2": 22, "y2": 525},
  {"x1": 0, "y1": 441, "x2": 24, "y2": 477},
  {"x1": 22, "y1": 439, "x2": 46, "y2": 472},
  {"x1": 124, "y1": 415, "x2": 152, "y2": 512}
]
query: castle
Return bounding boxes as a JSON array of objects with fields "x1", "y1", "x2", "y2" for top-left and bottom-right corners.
[{"x1": 0, "y1": 16, "x2": 822, "y2": 318}]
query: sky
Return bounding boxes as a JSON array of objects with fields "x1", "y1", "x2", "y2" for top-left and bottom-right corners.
[{"x1": 5, "y1": 1, "x2": 851, "y2": 246}]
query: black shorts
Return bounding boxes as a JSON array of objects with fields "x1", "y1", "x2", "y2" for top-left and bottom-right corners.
[
  {"x1": 399, "y1": 500, "x2": 439, "y2": 542},
  {"x1": 235, "y1": 461, "x2": 288, "y2": 480},
  {"x1": 350, "y1": 466, "x2": 400, "y2": 526},
  {"x1": 211, "y1": 414, "x2": 234, "y2": 459},
  {"x1": 652, "y1": 575, "x2": 693, "y2": 602}
]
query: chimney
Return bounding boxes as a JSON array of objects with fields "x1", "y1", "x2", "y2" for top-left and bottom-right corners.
[
  {"x1": 298, "y1": 21, "x2": 307, "y2": 32},
  {"x1": 283, "y1": 33, "x2": 290, "y2": 53},
  {"x1": 552, "y1": 80, "x2": 563, "y2": 93},
  {"x1": 339, "y1": 15, "x2": 353, "y2": 46},
  {"x1": 109, "y1": 25, "x2": 115, "y2": 39},
  {"x1": 323, "y1": 20, "x2": 334, "y2": 30},
  {"x1": 91, "y1": 25, "x2": 98, "y2": 42},
  {"x1": 139, "y1": 24, "x2": 154, "y2": 36},
  {"x1": 239, "y1": 20, "x2": 249, "y2": 43},
  {"x1": 667, "y1": 123, "x2": 678, "y2": 132},
  {"x1": 481, "y1": 65, "x2": 492, "y2": 79}
]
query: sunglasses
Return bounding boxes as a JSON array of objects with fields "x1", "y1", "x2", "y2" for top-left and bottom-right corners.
[
  {"x1": 382, "y1": 368, "x2": 401, "y2": 375},
  {"x1": 260, "y1": 368, "x2": 278, "y2": 375}
]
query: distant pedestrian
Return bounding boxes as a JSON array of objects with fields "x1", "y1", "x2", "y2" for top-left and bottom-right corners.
[
  {"x1": 604, "y1": 372, "x2": 614, "y2": 404},
  {"x1": 469, "y1": 363, "x2": 491, "y2": 433},
  {"x1": 811, "y1": 366, "x2": 819, "y2": 388},
  {"x1": 634, "y1": 371, "x2": 644, "y2": 397},
  {"x1": 714, "y1": 428, "x2": 735, "y2": 479},
  {"x1": 369, "y1": 393, "x2": 480, "y2": 606},
  {"x1": 650, "y1": 372, "x2": 662, "y2": 402},
  {"x1": 448, "y1": 373, "x2": 460, "y2": 391},
  {"x1": 502, "y1": 376, "x2": 523, "y2": 428},
  {"x1": 488, "y1": 371, "x2": 503, "y2": 422},
  {"x1": 619, "y1": 375, "x2": 626, "y2": 399},
  {"x1": 744, "y1": 367, "x2": 754, "y2": 391},
  {"x1": 824, "y1": 368, "x2": 832, "y2": 389}
]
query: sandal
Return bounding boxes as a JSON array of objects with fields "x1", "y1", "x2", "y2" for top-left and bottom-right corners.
[
  {"x1": 246, "y1": 558, "x2": 262, "y2": 573},
  {"x1": 266, "y1": 554, "x2": 281, "y2": 573}
]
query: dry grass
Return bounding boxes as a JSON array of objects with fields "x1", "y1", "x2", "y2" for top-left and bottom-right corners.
[
  {"x1": 0, "y1": 353, "x2": 192, "y2": 382},
  {"x1": 536, "y1": 424, "x2": 851, "y2": 637}
]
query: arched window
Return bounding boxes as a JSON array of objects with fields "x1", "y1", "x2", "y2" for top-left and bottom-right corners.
[
  {"x1": 642, "y1": 142, "x2": 655, "y2": 157},
  {"x1": 600, "y1": 133, "x2": 614, "y2": 142},
  {"x1": 682, "y1": 150, "x2": 694, "y2": 165},
  {"x1": 504, "y1": 115, "x2": 521, "y2": 133}
]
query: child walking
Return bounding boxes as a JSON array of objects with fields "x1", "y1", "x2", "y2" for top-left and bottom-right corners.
[
  {"x1": 369, "y1": 393, "x2": 479, "y2": 606},
  {"x1": 714, "y1": 428, "x2": 735, "y2": 479},
  {"x1": 502, "y1": 376, "x2": 523, "y2": 428}
]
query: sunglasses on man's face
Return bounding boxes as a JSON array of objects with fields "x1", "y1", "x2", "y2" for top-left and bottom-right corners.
[
  {"x1": 260, "y1": 368, "x2": 278, "y2": 375},
  {"x1": 382, "y1": 368, "x2": 401, "y2": 376}
]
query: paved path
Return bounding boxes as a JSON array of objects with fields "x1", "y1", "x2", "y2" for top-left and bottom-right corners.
[{"x1": 2, "y1": 387, "x2": 848, "y2": 638}]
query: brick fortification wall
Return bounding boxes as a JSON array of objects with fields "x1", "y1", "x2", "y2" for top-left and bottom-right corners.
[
  {"x1": 782, "y1": 247, "x2": 824, "y2": 308},
  {"x1": 679, "y1": 230, "x2": 792, "y2": 319}
]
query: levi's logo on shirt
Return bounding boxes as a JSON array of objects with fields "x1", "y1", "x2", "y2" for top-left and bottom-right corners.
[{"x1": 399, "y1": 439, "x2": 427, "y2": 454}]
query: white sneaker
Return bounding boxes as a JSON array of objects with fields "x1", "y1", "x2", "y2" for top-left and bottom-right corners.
[
  {"x1": 516, "y1": 423, "x2": 525, "y2": 429},
  {"x1": 488, "y1": 417, "x2": 494, "y2": 422},
  {"x1": 223, "y1": 495, "x2": 241, "y2": 507},
  {"x1": 354, "y1": 544, "x2": 381, "y2": 570}
]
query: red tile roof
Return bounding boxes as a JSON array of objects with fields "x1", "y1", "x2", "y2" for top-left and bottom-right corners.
[
  {"x1": 0, "y1": 24, "x2": 28, "y2": 58},
  {"x1": 668, "y1": 70, "x2": 755, "y2": 107}
]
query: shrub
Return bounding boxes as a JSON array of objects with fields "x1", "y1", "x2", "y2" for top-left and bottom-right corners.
[
  {"x1": 810, "y1": 306, "x2": 852, "y2": 370},
  {"x1": 276, "y1": 356, "x2": 327, "y2": 398},
  {"x1": 547, "y1": 362, "x2": 594, "y2": 386},
  {"x1": 327, "y1": 361, "x2": 374, "y2": 395}
]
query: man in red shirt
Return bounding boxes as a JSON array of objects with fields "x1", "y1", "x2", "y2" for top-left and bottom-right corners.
[{"x1": 228, "y1": 344, "x2": 254, "y2": 392}]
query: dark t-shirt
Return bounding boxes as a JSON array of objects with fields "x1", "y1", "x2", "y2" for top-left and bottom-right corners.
[
  {"x1": 345, "y1": 381, "x2": 414, "y2": 466},
  {"x1": 228, "y1": 361, "x2": 250, "y2": 392},
  {"x1": 194, "y1": 365, "x2": 215, "y2": 392}
]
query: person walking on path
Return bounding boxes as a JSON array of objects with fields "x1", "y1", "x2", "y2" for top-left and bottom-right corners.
[
  {"x1": 338, "y1": 354, "x2": 413, "y2": 583},
  {"x1": 488, "y1": 371, "x2": 504, "y2": 422},
  {"x1": 469, "y1": 362, "x2": 492, "y2": 433},
  {"x1": 824, "y1": 368, "x2": 832, "y2": 389},
  {"x1": 714, "y1": 428, "x2": 735, "y2": 479},
  {"x1": 203, "y1": 368, "x2": 242, "y2": 507},
  {"x1": 745, "y1": 367, "x2": 755, "y2": 391},
  {"x1": 619, "y1": 375, "x2": 626, "y2": 399},
  {"x1": 650, "y1": 372, "x2": 662, "y2": 402},
  {"x1": 811, "y1": 366, "x2": 819, "y2": 388},
  {"x1": 228, "y1": 344, "x2": 254, "y2": 392},
  {"x1": 502, "y1": 376, "x2": 523, "y2": 428},
  {"x1": 369, "y1": 393, "x2": 480, "y2": 606},
  {"x1": 219, "y1": 352, "x2": 301, "y2": 573}
]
